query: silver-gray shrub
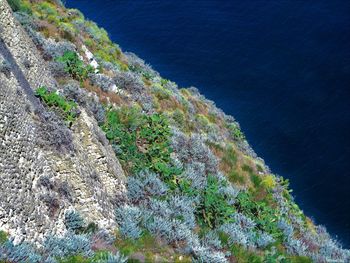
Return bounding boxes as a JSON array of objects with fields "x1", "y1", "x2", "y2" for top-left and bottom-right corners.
[
  {"x1": 42, "y1": 38, "x2": 76, "y2": 59},
  {"x1": 141, "y1": 198, "x2": 194, "y2": 243},
  {"x1": 14, "y1": 11, "x2": 36, "y2": 29},
  {"x1": 43, "y1": 232, "x2": 93, "y2": 258},
  {"x1": 43, "y1": 256, "x2": 58, "y2": 263},
  {"x1": 171, "y1": 130, "x2": 218, "y2": 175},
  {"x1": 64, "y1": 210, "x2": 85, "y2": 232},
  {"x1": 182, "y1": 161, "x2": 207, "y2": 190},
  {"x1": 62, "y1": 82, "x2": 105, "y2": 124},
  {"x1": 256, "y1": 231, "x2": 275, "y2": 248},
  {"x1": 216, "y1": 172, "x2": 239, "y2": 205},
  {"x1": 115, "y1": 204, "x2": 142, "y2": 239},
  {"x1": 201, "y1": 230, "x2": 222, "y2": 249},
  {"x1": 219, "y1": 213, "x2": 257, "y2": 249},
  {"x1": 95, "y1": 251, "x2": 128, "y2": 263},
  {"x1": 125, "y1": 52, "x2": 159, "y2": 79},
  {"x1": 127, "y1": 170, "x2": 168, "y2": 203},
  {"x1": 113, "y1": 71, "x2": 144, "y2": 94},
  {"x1": 145, "y1": 215, "x2": 192, "y2": 243},
  {"x1": 191, "y1": 245, "x2": 227, "y2": 263},
  {"x1": 0, "y1": 241, "x2": 42, "y2": 263},
  {"x1": 168, "y1": 195, "x2": 196, "y2": 229},
  {"x1": 277, "y1": 219, "x2": 294, "y2": 239},
  {"x1": 89, "y1": 73, "x2": 115, "y2": 92},
  {"x1": 0, "y1": 56, "x2": 11, "y2": 78}
]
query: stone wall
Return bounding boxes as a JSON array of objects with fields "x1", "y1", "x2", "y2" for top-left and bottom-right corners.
[{"x1": 0, "y1": 0, "x2": 126, "y2": 244}]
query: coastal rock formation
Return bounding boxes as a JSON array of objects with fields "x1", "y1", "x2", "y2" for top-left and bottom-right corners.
[{"x1": 0, "y1": 0, "x2": 126, "y2": 245}]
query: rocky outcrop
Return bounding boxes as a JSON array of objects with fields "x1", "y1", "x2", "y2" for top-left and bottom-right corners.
[{"x1": 0, "y1": 0, "x2": 126, "y2": 245}]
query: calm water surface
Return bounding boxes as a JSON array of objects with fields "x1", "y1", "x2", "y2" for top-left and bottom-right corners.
[{"x1": 66, "y1": 0, "x2": 350, "y2": 246}]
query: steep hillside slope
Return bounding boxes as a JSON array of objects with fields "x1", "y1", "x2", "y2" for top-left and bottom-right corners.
[{"x1": 0, "y1": 0, "x2": 349, "y2": 262}]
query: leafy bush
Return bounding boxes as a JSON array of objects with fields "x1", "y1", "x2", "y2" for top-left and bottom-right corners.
[
  {"x1": 102, "y1": 106, "x2": 173, "y2": 176},
  {"x1": 235, "y1": 192, "x2": 283, "y2": 239},
  {"x1": 7, "y1": 0, "x2": 32, "y2": 14},
  {"x1": 35, "y1": 86, "x2": 78, "y2": 125},
  {"x1": 56, "y1": 51, "x2": 94, "y2": 81},
  {"x1": 196, "y1": 175, "x2": 235, "y2": 228},
  {"x1": 228, "y1": 123, "x2": 245, "y2": 141},
  {"x1": 0, "y1": 231, "x2": 7, "y2": 244},
  {"x1": 230, "y1": 244, "x2": 263, "y2": 263}
]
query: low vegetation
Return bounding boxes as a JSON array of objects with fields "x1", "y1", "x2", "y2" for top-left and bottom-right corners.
[
  {"x1": 56, "y1": 51, "x2": 94, "y2": 82},
  {"x1": 35, "y1": 86, "x2": 78, "y2": 125}
]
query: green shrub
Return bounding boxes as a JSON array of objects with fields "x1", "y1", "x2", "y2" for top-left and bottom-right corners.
[
  {"x1": 7, "y1": 0, "x2": 32, "y2": 14},
  {"x1": 35, "y1": 86, "x2": 78, "y2": 125},
  {"x1": 228, "y1": 123, "x2": 245, "y2": 141},
  {"x1": 56, "y1": 51, "x2": 94, "y2": 82},
  {"x1": 102, "y1": 106, "x2": 173, "y2": 178},
  {"x1": 235, "y1": 192, "x2": 283, "y2": 239},
  {"x1": 228, "y1": 170, "x2": 245, "y2": 184},
  {"x1": 0, "y1": 230, "x2": 7, "y2": 244},
  {"x1": 196, "y1": 175, "x2": 235, "y2": 228},
  {"x1": 242, "y1": 164, "x2": 262, "y2": 188},
  {"x1": 58, "y1": 255, "x2": 88, "y2": 263},
  {"x1": 231, "y1": 244, "x2": 263, "y2": 263},
  {"x1": 152, "y1": 84, "x2": 171, "y2": 100},
  {"x1": 171, "y1": 109, "x2": 185, "y2": 127}
]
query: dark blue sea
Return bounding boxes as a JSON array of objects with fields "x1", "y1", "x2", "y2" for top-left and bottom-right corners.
[{"x1": 66, "y1": 0, "x2": 350, "y2": 247}]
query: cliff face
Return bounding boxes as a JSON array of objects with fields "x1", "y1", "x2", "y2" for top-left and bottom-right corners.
[
  {"x1": 0, "y1": 0, "x2": 126, "y2": 245},
  {"x1": 0, "y1": 0, "x2": 349, "y2": 262}
]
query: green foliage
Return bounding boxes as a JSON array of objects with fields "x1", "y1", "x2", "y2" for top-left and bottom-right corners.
[
  {"x1": 263, "y1": 248, "x2": 288, "y2": 263},
  {"x1": 288, "y1": 255, "x2": 313, "y2": 263},
  {"x1": 228, "y1": 170, "x2": 246, "y2": 184},
  {"x1": 230, "y1": 244, "x2": 263, "y2": 263},
  {"x1": 35, "y1": 86, "x2": 78, "y2": 125},
  {"x1": 102, "y1": 106, "x2": 173, "y2": 178},
  {"x1": 228, "y1": 123, "x2": 245, "y2": 141},
  {"x1": 115, "y1": 231, "x2": 156, "y2": 256},
  {"x1": 171, "y1": 109, "x2": 185, "y2": 127},
  {"x1": 235, "y1": 192, "x2": 283, "y2": 239},
  {"x1": 59, "y1": 255, "x2": 88, "y2": 263},
  {"x1": 263, "y1": 247, "x2": 311, "y2": 263},
  {"x1": 56, "y1": 51, "x2": 94, "y2": 82},
  {"x1": 0, "y1": 230, "x2": 7, "y2": 244},
  {"x1": 217, "y1": 230, "x2": 230, "y2": 246},
  {"x1": 152, "y1": 84, "x2": 171, "y2": 100},
  {"x1": 196, "y1": 175, "x2": 235, "y2": 228},
  {"x1": 37, "y1": 1, "x2": 58, "y2": 16},
  {"x1": 7, "y1": 0, "x2": 32, "y2": 14},
  {"x1": 242, "y1": 164, "x2": 262, "y2": 188}
]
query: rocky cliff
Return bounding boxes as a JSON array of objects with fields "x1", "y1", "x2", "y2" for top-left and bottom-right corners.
[{"x1": 0, "y1": 0, "x2": 126, "y2": 245}]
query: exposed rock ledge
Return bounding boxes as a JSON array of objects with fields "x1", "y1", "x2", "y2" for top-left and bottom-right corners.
[{"x1": 0, "y1": 0, "x2": 126, "y2": 245}]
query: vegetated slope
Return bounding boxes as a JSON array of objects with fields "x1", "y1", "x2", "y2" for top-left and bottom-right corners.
[{"x1": 0, "y1": 0, "x2": 348, "y2": 262}]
